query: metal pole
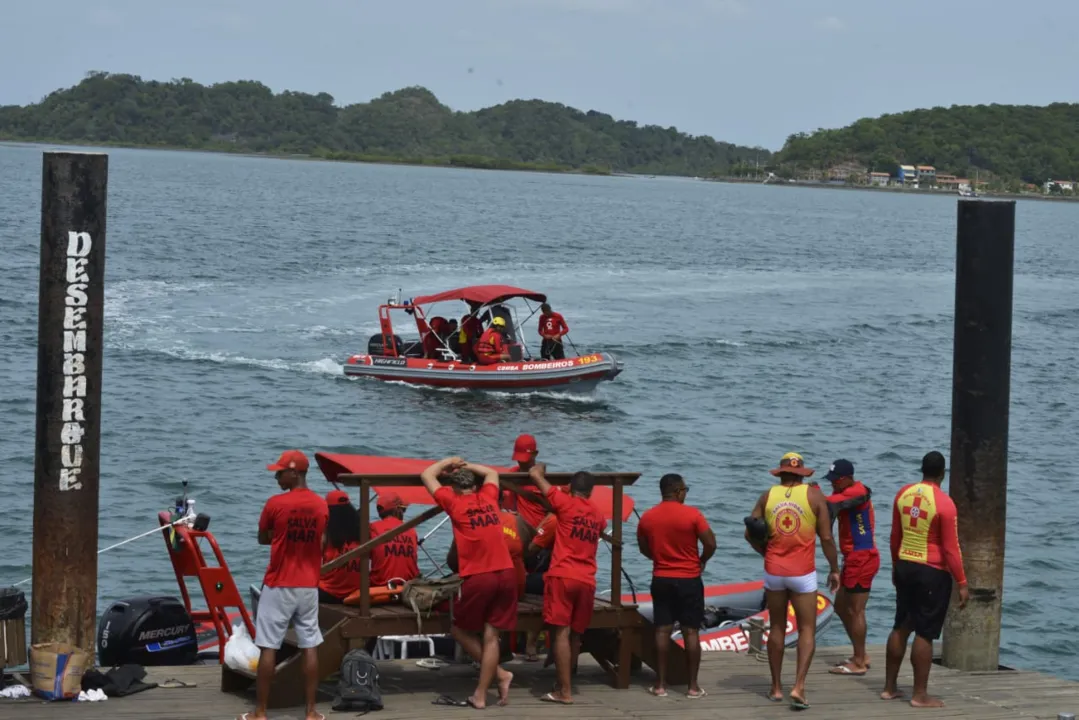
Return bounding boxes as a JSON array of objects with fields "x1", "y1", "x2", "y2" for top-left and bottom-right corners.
[
  {"x1": 31, "y1": 152, "x2": 108, "y2": 652},
  {"x1": 941, "y1": 198, "x2": 1014, "y2": 672}
]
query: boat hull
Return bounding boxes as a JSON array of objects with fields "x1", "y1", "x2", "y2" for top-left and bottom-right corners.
[
  {"x1": 623, "y1": 580, "x2": 834, "y2": 652},
  {"x1": 342, "y1": 351, "x2": 623, "y2": 393}
]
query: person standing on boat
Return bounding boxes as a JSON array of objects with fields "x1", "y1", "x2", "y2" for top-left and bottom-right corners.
[
  {"x1": 475, "y1": 316, "x2": 512, "y2": 364},
  {"x1": 881, "y1": 451, "x2": 969, "y2": 708},
  {"x1": 421, "y1": 457, "x2": 516, "y2": 709},
  {"x1": 318, "y1": 490, "x2": 362, "y2": 604},
  {"x1": 538, "y1": 303, "x2": 570, "y2": 360},
  {"x1": 636, "y1": 473, "x2": 716, "y2": 699},
  {"x1": 528, "y1": 464, "x2": 606, "y2": 705},
  {"x1": 813, "y1": 459, "x2": 878, "y2": 677},
  {"x1": 369, "y1": 491, "x2": 419, "y2": 587},
  {"x1": 745, "y1": 452, "x2": 839, "y2": 710},
  {"x1": 249, "y1": 450, "x2": 328, "y2": 720}
]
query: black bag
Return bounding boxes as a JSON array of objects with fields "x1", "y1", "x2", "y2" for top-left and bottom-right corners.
[
  {"x1": 332, "y1": 649, "x2": 383, "y2": 713},
  {"x1": 0, "y1": 587, "x2": 27, "y2": 621}
]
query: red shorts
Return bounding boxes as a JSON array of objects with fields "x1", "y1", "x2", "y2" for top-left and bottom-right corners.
[
  {"x1": 841, "y1": 550, "x2": 881, "y2": 592},
  {"x1": 455, "y1": 568, "x2": 518, "y2": 633},
  {"x1": 543, "y1": 576, "x2": 595, "y2": 634}
]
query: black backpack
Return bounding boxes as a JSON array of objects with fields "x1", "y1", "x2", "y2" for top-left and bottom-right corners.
[{"x1": 332, "y1": 649, "x2": 383, "y2": 713}]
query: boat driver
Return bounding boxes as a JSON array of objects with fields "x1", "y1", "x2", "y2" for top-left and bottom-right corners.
[{"x1": 475, "y1": 316, "x2": 512, "y2": 365}]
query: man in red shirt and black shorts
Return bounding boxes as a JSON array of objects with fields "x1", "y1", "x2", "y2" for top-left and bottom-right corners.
[
  {"x1": 248, "y1": 450, "x2": 328, "y2": 720},
  {"x1": 421, "y1": 457, "x2": 517, "y2": 709},
  {"x1": 538, "y1": 303, "x2": 569, "y2": 360},
  {"x1": 528, "y1": 463, "x2": 606, "y2": 705},
  {"x1": 636, "y1": 473, "x2": 716, "y2": 698}
]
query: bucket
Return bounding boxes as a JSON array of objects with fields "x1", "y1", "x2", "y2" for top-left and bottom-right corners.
[
  {"x1": 29, "y1": 643, "x2": 92, "y2": 700},
  {"x1": 0, "y1": 588, "x2": 28, "y2": 667}
]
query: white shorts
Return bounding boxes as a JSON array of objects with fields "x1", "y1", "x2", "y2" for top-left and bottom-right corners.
[
  {"x1": 763, "y1": 571, "x2": 817, "y2": 595},
  {"x1": 254, "y1": 586, "x2": 323, "y2": 650}
]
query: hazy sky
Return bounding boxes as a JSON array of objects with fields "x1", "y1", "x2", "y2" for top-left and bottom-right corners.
[{"x1": 2, "y1": 0, "x2": 1076, "y2": 149}]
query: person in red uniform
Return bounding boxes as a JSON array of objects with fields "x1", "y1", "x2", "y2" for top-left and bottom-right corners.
[
  {"x1": 815, "y1": 459, "x2": 878, "y2": 676},
  {"x1": 636, "y1": 473, "x2": 716, "y2": 698},
  {"x1": 446, "y1": 496, "x2": 533, "y2": 598},
  {"x1": 882, "y1": 451, "x2": 969, "y2": 708},
  {"x1": 421, "y1": 457, "x2": 516, "y2": 709},
  {"x1": 369, "y1": 491, "x2": 419, "y2": 587},
  {"x1": 475, "y1": 316, "x2": 512, "y2": 365},
  {"x1": 504, "y1": 434, "x2": 544, "y2": 524},
  {"x1": 457, "y1": 314, "x2": 481, "y2": 362},
  {"x1": 318, "y1": 490, "x2": 361, "y2": 603},
  {"x1": 538, "y1": 303, "x2": 570, "y2": 360},
  {"x1": 529, "y1": 464, "x2": 606, "y2": 705},
  {"x1": 249, "y1": 450, "x2": 328, "y2": 720}
]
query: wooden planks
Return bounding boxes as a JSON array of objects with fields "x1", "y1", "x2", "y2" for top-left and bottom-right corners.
[{"x1": 6, "y1": 645, "x2": 1079, "y2": 719}]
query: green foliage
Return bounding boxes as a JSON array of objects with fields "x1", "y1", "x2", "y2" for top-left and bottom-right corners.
[
  {"x1": 0, "y1": 72, "x2": 768, "y2": 176},
  {"x1": 774, "y1": 103, "x2": 1079, "y2": 183}
]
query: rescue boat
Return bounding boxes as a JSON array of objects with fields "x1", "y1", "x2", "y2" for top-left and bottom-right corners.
[
  {"x1": 622, "y1": 580, "x2": 834, "y2": 652},
  {"x1": 342, "y1": 284, "x2": 623, "y2": 393}
]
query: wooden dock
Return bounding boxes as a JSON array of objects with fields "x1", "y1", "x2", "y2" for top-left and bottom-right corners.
[{"x1": 4, "y1": 644, "x2": 1078, "y2": 719}]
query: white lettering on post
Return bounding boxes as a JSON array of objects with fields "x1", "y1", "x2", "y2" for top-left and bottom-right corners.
[{"x1": 59, "y1": 230, "x2": 92, "y2": 491}]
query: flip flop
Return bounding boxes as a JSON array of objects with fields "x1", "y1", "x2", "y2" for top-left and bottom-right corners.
[
  {"x1": 523, "y1": 652, "x2": 540, "y2": 662},
  {"x1": 539, "y1": 692, "x2": 573, "y2": 705},
  {"x1": 648, "y1": 686, "x2": 668, "y2": 697},
  {"x1": 686, "y1": 689, "x2": 708, "y2": 699},
  {"x1": 160, "y1": 678, "x2": 197, "y2": 688},
  {"x1": 432, "y1": 695, "x2": 469, "y2": 707},
  {"x1": 835, "y1": 657, "x2": 871, "y2": 669},
  {"x1": 767, "y1": 693, "x2": 784, "y2": 702},
  {"x1": 829, "y1": 663, "x2": 867, "y2": 676},
  {"x1": 790, "y1": 695, "x2": 811, "y2": 710},
  {"x1": 416, "y1": 657, "x2": 447, "y2": 669}
]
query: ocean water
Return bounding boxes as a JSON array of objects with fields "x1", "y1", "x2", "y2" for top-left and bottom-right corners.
[{"x1": 1, "y1": 143, "x2": 1077, "y2": 675}]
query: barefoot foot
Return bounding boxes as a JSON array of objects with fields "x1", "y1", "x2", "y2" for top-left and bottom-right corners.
[
  {"x1": 497, "y1": 670, "x2": 513, "y2": 706},
  {"x1": 880, "y1": 688, "x2": 904, "y2": 700},
  {"x1": 910, "y1": 694, "x2": 945, "y2": 708}
]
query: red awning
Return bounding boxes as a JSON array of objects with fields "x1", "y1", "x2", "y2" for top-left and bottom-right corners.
[
  {"x1": 410, "y1": 285, "x2": 547, "y2": 307},
  {"x1": 314, "y1": 452, "x2": 634, "y2": 521}
]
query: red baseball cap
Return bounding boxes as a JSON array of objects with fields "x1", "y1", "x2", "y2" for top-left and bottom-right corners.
[
  {"x1": 512, "y1": 434, "x2": 538, "y2": 464},
  {"x1": 376, "y1": 491, "x2": 406, "y2": 512},
  {"x1": 267, "y1": 449, "x2": 309, "y2": 472},
  {"x1": 326, "y1": 490, "x2": 350, "y2": 506}
]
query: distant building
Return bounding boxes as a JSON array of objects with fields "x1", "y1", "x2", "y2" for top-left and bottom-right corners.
[
  {"x1": 898, "y1": 165, "x2": 918, "y2": 184},
  {"x1": 828, "y1": 161, "x2": 868, "y2": 182},
  {"x1": 916, "y1": 165, "x2": 937, "y2": 185},
  {"x1": 936, "y1": 175, "x2": 962, "y2": 189},
  {"x1": 868, "y1": 172, "x2": 890, "y2": 186},
  {"x1": 1044, "y1": 179, "x2": 1076, "y2": 193}
]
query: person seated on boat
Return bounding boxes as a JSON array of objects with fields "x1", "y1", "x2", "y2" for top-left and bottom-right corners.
[
  {"x1": 369, "y1": 491, "x2": 420, "y2": 587},
  {"x1": 318, "y1": 490, "x2": 362, "y2": 604},
  {"x1": 538, "y1": 303, "x2": 570, "y2": 360},
  {"x1": 458, "y1": 314, "x2": 481, "y2": 362},
  {"x1": 475, "y1": 316, "x2": 512, "y2": 365},
  {"x1": 423, "y1": 317, "x2": 448, "y2": 360}
]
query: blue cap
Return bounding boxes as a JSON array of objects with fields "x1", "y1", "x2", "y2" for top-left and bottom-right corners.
[{"x1": 825, "y1": 459, "x2": 854, "y2": 482}]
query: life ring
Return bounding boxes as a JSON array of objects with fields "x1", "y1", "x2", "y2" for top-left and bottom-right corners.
[{"x1": 343, "y1": 578, "x2": 406, "y2": 607}]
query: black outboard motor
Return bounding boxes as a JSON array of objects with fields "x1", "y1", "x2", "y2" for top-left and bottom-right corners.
[
  {"x1": 367, "y1": 333, "x2": 404, "y2": 356},
  {"x1": 97, "y1": 596, "x2": 198, "y2": 667}
]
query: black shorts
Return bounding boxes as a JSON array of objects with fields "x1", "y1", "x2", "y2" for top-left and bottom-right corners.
[
  {"x1": 893, "y1": 559, "x2": 953, "y2": 641},
  {"x1": 540, "y1": 338, "x2": 565, "y2": 360},
  {"x1": 650, "y1": 576, "x2": 705, "y2": 630}
]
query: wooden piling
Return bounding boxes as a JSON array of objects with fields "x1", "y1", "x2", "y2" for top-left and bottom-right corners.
[
  {"x1": 31, "y1": 152, "x2": 109, "y2": 651},
  {"x1": 941, "y1": 198, "x2": 1015, "y2": 672}
]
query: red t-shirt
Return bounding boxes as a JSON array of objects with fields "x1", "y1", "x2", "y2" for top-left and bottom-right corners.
[
  {"x1": 517, "y1": 485, "x2": 561, "y2": 529},
  {"x1": 890, "y1": 482, "x2": 967, "y2": 585},
  {"x1": 826, "y1": 481, "x2": 876, "y2": 556},
  {"x1": 636, "y1": 500, "x2": 711, "y2": 579},
  {"x1": 319, "y1": 541, "x2": 360, "y2": 598},
  {"x1": 545, "y1": 487, "x2": 606, "y2": 587},
  {"x1": 369, "y1": 517, "x2": 420, "y2": 586},
  {"x1": 539, "y1": 312, "x2": 569, "y2": 338},
  {"x1": 258, "y1": 488, "x2": 329, "y2": 588},
  {"x1": 434, "y1": 483, "x2": 514, "y2": 577},
  {"x1": 532, "y1": 513, "x2": 557, "y2": 550},
  {"x1": 500, "y1": 511, "x2": 527, "y2": 595}
]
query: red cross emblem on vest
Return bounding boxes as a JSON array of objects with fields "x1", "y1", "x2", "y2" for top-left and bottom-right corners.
[
  {"x1": 781, "y1": 515, "x2": 794, "y2": 531},
  {"x1": 903, "y1": 495, "x2": 925, "y2": 528}
]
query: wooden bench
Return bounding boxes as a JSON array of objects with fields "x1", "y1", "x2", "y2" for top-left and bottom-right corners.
[{"x1": 222, "y1": 469, "x2": 642, "y2": 709}]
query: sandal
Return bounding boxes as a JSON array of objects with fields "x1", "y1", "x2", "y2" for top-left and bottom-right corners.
[
  {"x1": 432, "y1": 694, "x2": 469, "y2": 707},
  {"x1": 648, "y1": 686, "x2": 668, "y2": 697},
  {"x1": 160, "y1": 678, "x2": 197, "y2": 688}
]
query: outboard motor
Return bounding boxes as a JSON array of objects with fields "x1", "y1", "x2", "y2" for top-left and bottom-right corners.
[
  {"x1": 367, "y1": 333, "x2": 404, "y2": 356},
  {"x1": 97, "y1": 596, "x2": 198, "y2": 666}
]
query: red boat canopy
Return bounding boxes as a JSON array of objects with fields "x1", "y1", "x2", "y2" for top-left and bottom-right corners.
[
  {"x1": 314, "y1": 452, "x2": 634, "y2": 521},
  {"x1": 409, "y1": 285, "x2": 547, "y2": 308}
]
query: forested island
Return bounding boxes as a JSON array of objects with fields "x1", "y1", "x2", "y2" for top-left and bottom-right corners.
[{"x1": 0, "y1": 72, "x2": 768, "y2": 176}]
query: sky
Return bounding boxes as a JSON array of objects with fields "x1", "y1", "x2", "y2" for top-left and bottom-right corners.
[{"x1": 1, "y1": 0, "x2": 1077, "y2": 150}]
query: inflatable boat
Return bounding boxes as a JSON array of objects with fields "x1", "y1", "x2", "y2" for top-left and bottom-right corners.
[
  {"x1": 624, "y1": 580, "x2": 834, "y2": 652},
  {"x1": 342, "y1": 285, "x2": 623, "y2": 393}
]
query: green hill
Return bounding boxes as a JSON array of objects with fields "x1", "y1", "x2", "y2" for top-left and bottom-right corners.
[
  {"x1": 0, "y1": 71, "x2": 770, "y2": 176},
  {"x1": 774, "y1": 102, "x2": 1079, "y2": 185}
]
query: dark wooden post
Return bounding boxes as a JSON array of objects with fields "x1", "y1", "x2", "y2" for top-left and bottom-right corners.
[
  {"x1": 611, "y1": 478, "x2": 623, "y2": 608},
  {"x1": 941, "y1": 199, "x2": 1015, "y2": 671},
  {"x1": 31, "y1": 152, "x2": 108, "y2": 651}
]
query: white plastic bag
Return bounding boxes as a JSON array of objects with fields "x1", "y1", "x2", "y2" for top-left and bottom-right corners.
[{"x1": 223, "y1": 623, "x2": 260, "y2": 672}]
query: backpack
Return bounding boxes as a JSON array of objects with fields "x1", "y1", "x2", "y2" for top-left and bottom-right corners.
[
  {"x1": 400, "y1": 575, "x2": 463, "y2": 633},
  {"x1": 332, "y1": 649, "x2": 383, "y2": 713}
]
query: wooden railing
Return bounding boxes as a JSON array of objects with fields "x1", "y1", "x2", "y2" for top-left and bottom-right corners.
[{"x1": 320, "y1": 472, "x2": 640, "y2": 616}]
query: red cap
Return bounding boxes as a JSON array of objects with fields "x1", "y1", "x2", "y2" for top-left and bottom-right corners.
[
  {"x1": 267, "y1": 449, "x2": 309, "y2": 472},
  {"x1": 326, "y1": 490, "x2": 350, "y2": 506},
  {"x1": 376, "y1": 491, "x2": 406, "y2": 512},
  {"x1": 512, "y1": 434, "x2": 538, "y2": 464}
]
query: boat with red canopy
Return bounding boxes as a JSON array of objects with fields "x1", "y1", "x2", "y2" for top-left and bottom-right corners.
[{"x1": 342, "y1": 284, "x2": 623, "y2": 393}]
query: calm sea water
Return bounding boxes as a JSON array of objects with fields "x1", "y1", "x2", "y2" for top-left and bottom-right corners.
[{"x1": 2, "y1": 143, "x2": 1077, "y2": 675}]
